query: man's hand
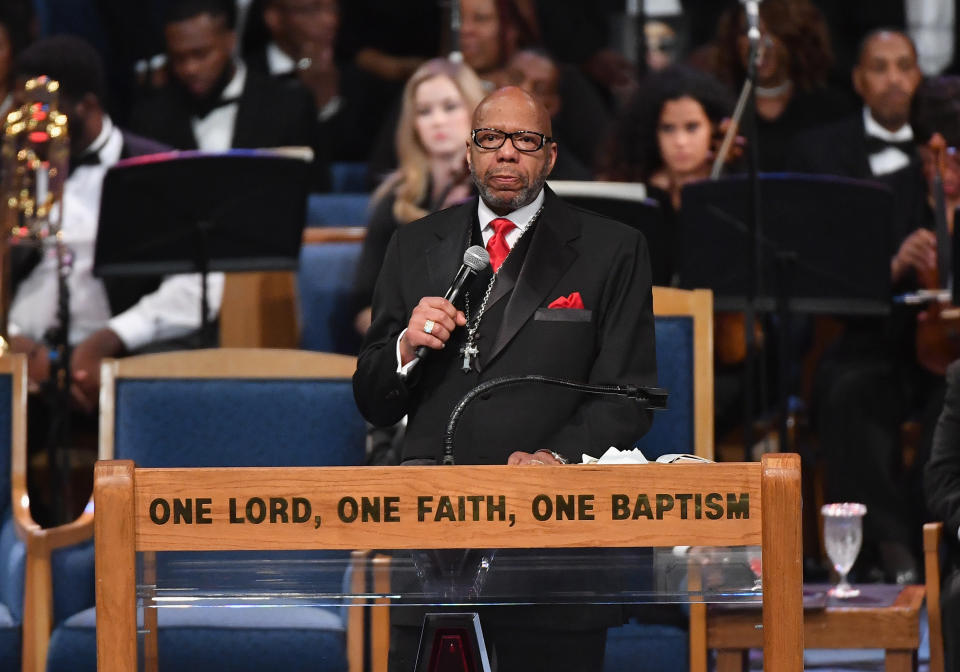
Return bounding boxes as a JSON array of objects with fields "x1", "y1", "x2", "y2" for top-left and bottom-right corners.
[
  {"x1": 297, "y1": 43, "x2": 340, "y2": 110},
  {"x1": 70, "y1": 328, "x2": 125, "y2": 413},
  {"x1": 891, "y1": 229, "x2": 936, "y2": 283},
  {"x1": 399, "y1": 297, "x2": 465, "y2": 365},
  {"x1": 507, "y1": 450, "x2": 567, "y2": 466},
  {"x1": 9, "y1": 335, "x2": 50, "y2": 393}
]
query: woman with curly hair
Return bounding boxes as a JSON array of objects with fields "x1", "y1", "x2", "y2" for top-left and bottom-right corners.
[
  {"x1": 704, "y1": 0, "x2": 851, "y2": 171},
  {"x1": 599, "y1": 65, "x2": 734, "y2": 283},
  {"x1": 600, "y1": 65, "x2": 734, "y2": 206}
]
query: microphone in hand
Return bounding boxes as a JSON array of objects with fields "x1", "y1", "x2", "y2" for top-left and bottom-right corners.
[{"x1": 414, "y1": 245, "x2": 490, "y2": 361}]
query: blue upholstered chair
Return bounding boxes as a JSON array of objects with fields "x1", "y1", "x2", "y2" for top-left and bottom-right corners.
[
  {"x1": 298, "y1": 236, "x2": 365, "y2": 355},
  {"x1": 0, "y1": 356, "x2": 27, "y2": 671},
  {"x1": 604, "y1": 287, "x2": 714, "y2": 672},
  {"x1": 330, "y1": 162, "x2": 370, "y2": 194},
  {"x1": 307, "y1": 194, "x2": 371, "y2": 228},
  {"x1": 35, "y1": 349, "x2": 366, "y2": 672},
  {"x1": 635, "y1": 287, "x2": 714, "y2": 461}
]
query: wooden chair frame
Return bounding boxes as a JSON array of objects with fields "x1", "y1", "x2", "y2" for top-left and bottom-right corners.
[
  {"x1": 651, "y1": 287, "x2": 715, "y2": 461},
  {"x1": 925, "y1": 521, "x2": 945, "y2": 672},
  {"x1": 17, "y1": 348, "x2": 358, "y2": 672},
  {"x1": 94, "y1": 454, "x2": 803, "y2": 672},
  {"x1": 219, "y1": 226, "x2": 366, "y2": 348},
  {"x1": 0, "y1": 354, "x2": 49, "y2": 672}
]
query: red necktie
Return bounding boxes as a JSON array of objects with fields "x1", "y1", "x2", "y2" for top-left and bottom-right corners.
[{"x1": 486, "y1": 217, "x2": 516, "y2": 272}]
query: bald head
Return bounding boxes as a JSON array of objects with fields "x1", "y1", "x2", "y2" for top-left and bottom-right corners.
[
  {"x1": 473, "y1": 86, "x2": 553, "y2": 136},
  {"x1": 466, "y1": 86, "x2": 557, "y2": 215}
]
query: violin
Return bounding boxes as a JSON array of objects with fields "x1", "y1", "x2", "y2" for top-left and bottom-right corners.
[{"x1": 915, "y1": 133, "x2": 960, "y2": 376}]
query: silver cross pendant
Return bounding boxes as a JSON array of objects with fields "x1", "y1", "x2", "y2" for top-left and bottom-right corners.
[{"x1": 460, "y1": 341, "x2": 479, "y2": 373}]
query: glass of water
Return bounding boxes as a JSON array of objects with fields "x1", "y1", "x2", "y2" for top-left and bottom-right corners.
[{"x1": 821, "y1": 502, "x2": 867, "y2": 598}]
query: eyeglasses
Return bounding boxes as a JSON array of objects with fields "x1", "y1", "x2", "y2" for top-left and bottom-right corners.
[{"x1": 472, "y1": 128, "x2": 554, "y2": 152}]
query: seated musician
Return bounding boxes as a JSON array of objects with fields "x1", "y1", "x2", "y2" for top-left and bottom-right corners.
[
  {"x1": 814, "y1": 76, "x2": 960, "y2": 585},
  {"x1": 6, "y1": 36, "x2": 223, "y2": 525},
  {"x1": 598, "y1": 64, "x2": 756, "y2": 440}
]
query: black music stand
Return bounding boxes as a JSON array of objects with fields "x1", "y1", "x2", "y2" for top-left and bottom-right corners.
[
  {"x1": 94, "y1": 149, "x2": 311, "y2": 339},
  {"x1": 548, "y1": 182, "x2": 670, "y2": 285},
  {"x1": 678, "y1": 174, "x2": 896, "y2": 453}
]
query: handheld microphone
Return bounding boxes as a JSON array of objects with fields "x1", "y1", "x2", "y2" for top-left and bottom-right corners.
[{"x1": 414, "y1": 245, "x2": 490, "y2": 361}]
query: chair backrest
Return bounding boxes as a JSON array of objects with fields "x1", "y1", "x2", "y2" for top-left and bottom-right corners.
[
  {"x1": 635, "y1": 287, "x2": 714, "y2": 460},
  {"x1": 330, "y1": 162, "x2": 370, "y2": 194},
  {"x1": 0, "y1": 356, "x2": 26, "y2": 517},
  {"x1": 307, "y1": 194, "x2": 371, "y2": 228},
  {"x1": 1, "y1": 355, "x2": 27, "y2": 614},
  {"x1": 925, "y1": 521, "x2": 945, "y2": 672},
  {"x1": 99, "y1": 349, "x2": 365, "y2": 468},
  {"x1": 298, "y1": 234, "x2": 365, "y2": 355}
]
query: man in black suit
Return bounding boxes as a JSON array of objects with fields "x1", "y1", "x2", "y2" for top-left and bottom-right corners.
[
  {"x1": 789, "y1": 29, "x2": 922, "y2": 181},
  {"x1": 926, "y1": 359, "x2": 960, "y2": 672},
  {"x1": 353, "y1": 87, "x2": 656, "y2": 671},
  {"x1": 354, "y1": 86, "x2": 656, "y2": 466},
  {"x1": 129, "y1": 0, "x2": 330, "y2": 190}
]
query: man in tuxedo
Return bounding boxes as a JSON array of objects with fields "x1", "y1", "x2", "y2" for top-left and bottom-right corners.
[
  {"x1": 129, "y1": 0, "x2": 330, "y2": 189},
  {"x1": 353, "y1": 87, "x2": 656, "y2": 670},
  {"x1": 6, "y1": 36, "x2": 219, "y2": 524},
  {"x1": 789, "y1": 29, "x2": 922, "y2": 180},
  {"x1": 242, "y1": 0, "x2": 391, "y2": 162}
]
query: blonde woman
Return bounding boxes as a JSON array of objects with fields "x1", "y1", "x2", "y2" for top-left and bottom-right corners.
[{"x1": 353, "y1": 58, "x2": 486, "y2": 335}]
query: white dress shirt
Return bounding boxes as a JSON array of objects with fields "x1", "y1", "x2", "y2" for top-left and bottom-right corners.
[
  {"x1": 864, "y1": 107, "x2": 913, "y2": 176},
  {"x1": 906, "y1": 0, "x2": 955, "y2": 76},
  {"x1": 395, "y1": 189, "x2": 546, "y2": 375},
  {"x1": 191, "y1": 62, "x2": 246, "y2": 152},
  {"x1": 8, "y1": 116, "x2": 224, "y2": 350}
]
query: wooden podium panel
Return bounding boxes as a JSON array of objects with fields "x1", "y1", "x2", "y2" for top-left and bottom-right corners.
[{"x1": 95, "y1": 455, "x2": 803, "y2": 671}]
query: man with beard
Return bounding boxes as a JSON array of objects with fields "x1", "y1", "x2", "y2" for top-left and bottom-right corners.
[
  {"x1": 130, "y1": 0, "x2": 330, "y2": 190},
  {"x1": 353, "y1": 87, "x2": 656, "y2": 670}
]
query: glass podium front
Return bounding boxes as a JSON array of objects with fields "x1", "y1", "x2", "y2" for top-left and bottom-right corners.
[{"x1": 130, "y1": 546, "x2": 764, "y2": 671}]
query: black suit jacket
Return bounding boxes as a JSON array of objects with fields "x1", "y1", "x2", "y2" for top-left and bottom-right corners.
[
  {"x1": 788, "y1": 116, "x2": 875, "y2": 179},
  {"x1": 129, "y1": 68, "x2": 331, "y2": 191},
  {"x1": 353, "y1": 187, "x2": 657, "y2": 465},
  {"x1": 926, "y1": 360, "x2": 960, "y2": 558}
]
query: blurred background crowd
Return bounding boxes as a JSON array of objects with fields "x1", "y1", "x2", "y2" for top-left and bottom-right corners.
[{"x1": 8, "y1": 0, "x2": 960, "y2": 630}]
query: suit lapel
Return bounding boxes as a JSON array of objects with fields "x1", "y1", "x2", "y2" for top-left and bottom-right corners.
[
  {"x1": 424, "y1": 204, "x2": 476, "y2": 295},
  {"x1": 231, "y1": 74, "x2": 261, "y2": 148},
  {"x1": 485, "y1": 189, "x2": 579, "y2": 365}
]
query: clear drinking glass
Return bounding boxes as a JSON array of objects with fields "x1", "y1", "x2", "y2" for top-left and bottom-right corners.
[{"x1": 821, "y1": 502, "x2": 867, "y2": 598}]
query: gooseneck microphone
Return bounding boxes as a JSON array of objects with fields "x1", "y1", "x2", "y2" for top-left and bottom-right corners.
[
  {"x1": 442, "y1": 375, "x2": 669, "y2": 465},
  {"x1": 413, "y1": 245, "x2": 490, "y2": 361}
]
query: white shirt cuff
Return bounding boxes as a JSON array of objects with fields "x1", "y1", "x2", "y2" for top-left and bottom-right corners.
[
  {"x1": 108, "y1": 272, "x2": 224, "y2": 351},
  {"x1": 395, "y1": 328, "x2": 419, "y2": 377},
  {"x1": 318, "y1": 96, "x2": 343, "y2": 122}
]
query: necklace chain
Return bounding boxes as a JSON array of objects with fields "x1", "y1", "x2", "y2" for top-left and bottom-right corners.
[{"x1": 461, "y1": 204, "x2": 544, "y2": 371}]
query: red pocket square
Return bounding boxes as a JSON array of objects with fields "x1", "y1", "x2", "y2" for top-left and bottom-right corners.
[{"x1": 548, "y1": 292, "x2": 585, "y2": 309}]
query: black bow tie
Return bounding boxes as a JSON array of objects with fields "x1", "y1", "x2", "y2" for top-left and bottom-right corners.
[
  {"x1": 192, "y1": 96, "x2": 241, "y2": 119},
  {"x1": 69, "y1": 151, "x2": 100, "y2": 174},
  {"x1": 865, "y1": 135, "x2": 914, "y2": 155}
]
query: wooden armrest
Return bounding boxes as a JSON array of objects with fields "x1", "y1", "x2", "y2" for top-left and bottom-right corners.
[
  {"x1": 924, "y1": 521, "x2": 945, "y2": 672},
  {"x1": 15, "y1": 495, "x2": 95, "y2": 672}
]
